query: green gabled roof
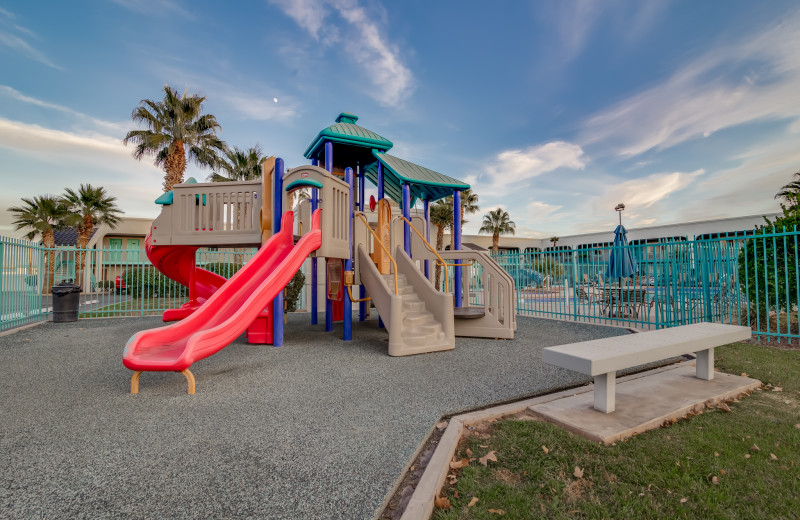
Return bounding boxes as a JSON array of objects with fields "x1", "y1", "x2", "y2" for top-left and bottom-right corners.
[
  {"x1": 303, "y1": 112, "x2": 393, "y2": 160},
  {"x1": 363, "y1": 151, "x2": 470, "y2": 206}
]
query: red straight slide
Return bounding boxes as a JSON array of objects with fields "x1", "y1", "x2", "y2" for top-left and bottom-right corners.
[
  {"x1": 144, "y1": 233, "x2": 228, "y2": 322},
  {"x1": 123, "y1": 209, "x2": 321, "y2": 373}
]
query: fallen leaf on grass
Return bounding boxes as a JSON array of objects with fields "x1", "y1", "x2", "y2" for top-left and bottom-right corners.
[
  {"x1": 773, "y1": 387, "x2": 783, "y2": 392},
  {"x1": 450, "y1": 458, "x2": 469, "y2": 469},
  {"x1": 573, "y1": 466, "x2": 584, "y2": 478},
  {"x1": 466, "y1": 448, "x2": 473, "y2": 457},
  {"x1": 479, "y1": 451, "x2": 498, "y2": 466},
  {"x1": 436, "y1": 421, "x2": 448, "y2": 429},
  {"x1": 714, "y1": 452, "x2": 719, "y2": 457},
  {"x1": 479, "y1": 444, "x2": 489, "y2": 448},
  {"x1": 542, "y1": 445, "x2": 549, "y2": 455},
  {"x1": 770, "y1": 453, "x2": 778, "y2": 460},
  {"x1": 717, "y1": 402, "x2": 732, "y2": 413},
  {"x1": 741, "y1": 373, "x2": 748, "y2": 377},
  {"x1": 468, "y1": 497, "x2": 479, "y2": 507},
  {"x1": 434, "y1": 496, "x2": 451, "y2": 510},
  {"x1": 487, "y1": 509, "x2": 505, "y2": 515},
  {"x1": 751, "y1": 444, "x2": 760, "y2": 452},
  {"x1": 680, "y1": 498, "x2": 688, "y2": 504},
  {"x1": 720, "y1": 469, "x2": 726, "y2": 475},
  {"x1": 795, "y1": 424, "x2": 800, "y2": 429},
  {"x1": 745, "y1": 454, "x2": 751, "y2": 459},
  {"x1": 712, "y1": 476, "x2": 720, "y2": 485}
]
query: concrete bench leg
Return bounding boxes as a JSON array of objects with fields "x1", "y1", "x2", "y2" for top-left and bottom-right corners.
[
  {"x1": 695, "y1": 347, "x2": 714, "y2": 380},
  {"x1": 594, "y1": 372, "x2": 616, "y2": 413}
]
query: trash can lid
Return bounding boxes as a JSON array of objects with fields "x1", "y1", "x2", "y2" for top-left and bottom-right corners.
[{"x1": 51, "y1": 283, "x2": 81, "y2": 295}]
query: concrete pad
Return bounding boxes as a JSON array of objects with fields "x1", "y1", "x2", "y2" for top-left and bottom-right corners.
[{"x1": 529, "y1": 365, "x2": 762, "y2": 444}]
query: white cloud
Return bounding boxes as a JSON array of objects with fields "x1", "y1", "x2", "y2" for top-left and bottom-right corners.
[
  {"x1": 109, "y1": 0, "x2": 192, "y2": 19},
  {"x1": 0, "y1": 30, "x2": 60, "y2": 69},
  {"x1": 580, "y1": 9, "x2": 800, "y2": 157},
  {"x1": 527, "y1": 201, "x2": 562, "y2": 222},
  {"x1": 592, "y1": 169, "x2": 704, "y2": 214},
  {"x1": 0, "y1": 85, "x2": 128, "y2": 133},
  {"x1": 269, "y1": 0, "x2": 414, "y2": 107}
]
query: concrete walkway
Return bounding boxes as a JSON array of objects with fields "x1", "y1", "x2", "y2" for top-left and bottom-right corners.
[{"x1": 0, "y1": 314, "x2": 628, "y2": 519}]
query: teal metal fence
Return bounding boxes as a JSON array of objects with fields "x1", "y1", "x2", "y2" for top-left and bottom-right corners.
[
  {"x1": 2, "y1": 227, "x2": 797, "y2": 344},
  {"x1": 486, "y1": 227, "x2": 797, "y2": 343},
  {"x1": 0, "y1": 239, "x2": 257, "y2": 331}
]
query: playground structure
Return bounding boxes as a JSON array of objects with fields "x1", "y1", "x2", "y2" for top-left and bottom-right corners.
[{"x1": 123, "y1": 113, "x2": 516, "y2": 393}]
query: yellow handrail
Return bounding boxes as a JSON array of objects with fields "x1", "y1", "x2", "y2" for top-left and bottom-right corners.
[
  {"x1": 346, "y1": 285, "x2": 371, "y2": 303},
  {"x1": 354, "y1": 212, "x2": 398, "y2": 295},
  {"x1": 393, "y1": 215, "x2": 451, "y2": 293}
]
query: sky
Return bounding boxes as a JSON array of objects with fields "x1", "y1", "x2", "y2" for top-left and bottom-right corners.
[{"x1": 1, "y1": 0, "x2": 799, "y2": 240}]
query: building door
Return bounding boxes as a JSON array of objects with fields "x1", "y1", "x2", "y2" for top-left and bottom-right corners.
[{"x1": 127, "y1": 239, "x2": 140, "y2": 263}]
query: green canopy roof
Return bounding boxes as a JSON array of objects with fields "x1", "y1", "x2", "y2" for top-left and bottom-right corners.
[
  {"x1": 303, "y1": 112, "x2": 393, "y2": 161},
  {"x1": 363, "y1": 151, "x2": 470, "y2": 206}
]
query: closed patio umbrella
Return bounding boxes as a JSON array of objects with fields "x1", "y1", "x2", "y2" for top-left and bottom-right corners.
[{"x1": 605, "y1": 224, "x2": 638, "y2": 282}]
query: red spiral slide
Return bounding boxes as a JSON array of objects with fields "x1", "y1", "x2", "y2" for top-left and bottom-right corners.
[
  {"x1": 123, "y1": 210, "x2": 321, "y2": 384},
  {"x1": 144, "y1": 234, "x2": 228, "y2": 322}
]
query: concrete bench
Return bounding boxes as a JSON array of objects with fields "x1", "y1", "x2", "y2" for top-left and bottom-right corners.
[{"x1": 541, "y1": 323, "x2": 751, "y2": 413}]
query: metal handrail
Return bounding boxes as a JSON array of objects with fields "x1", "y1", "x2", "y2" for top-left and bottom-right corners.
[
  {"x1": 392, "y1": 215, "x2": 451, "y2": 293},
  {"x1": 354, "y1": 212, "x2": 398, "y2": 295}
]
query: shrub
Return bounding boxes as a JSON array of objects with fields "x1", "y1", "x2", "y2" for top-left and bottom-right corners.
[
  {"x1": 124, "y1": 267, "x2": 187, "y2": 299},
  {"x1": 738, "y1": 206, "x2": 800, "y2": 316},
  {"x1": 203, "y1": 262, "x2": 244, "y2": 278},
  {"x1": 284, "y1": 270, "x2": 305, "y2": 312}
]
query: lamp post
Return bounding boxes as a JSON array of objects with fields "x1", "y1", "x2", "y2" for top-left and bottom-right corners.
[{"x1": 615, "y1": 203, "x2": 625, "y2": 226}]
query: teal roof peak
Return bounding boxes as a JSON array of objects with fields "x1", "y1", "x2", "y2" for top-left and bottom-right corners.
[
  {"x1": 303, "y1": 113, "x2": 393, "y2": 160},
  {"x1": 335, "y1": 112, "x2": 359, "y2": 124}
]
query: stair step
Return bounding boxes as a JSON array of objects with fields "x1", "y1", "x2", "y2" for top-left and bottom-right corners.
[
  {"x1": 402, "y1": 300, "x2": 426, "y2": 312},
  {"x1": 403, "y1": 311, "x2": 436, "y2": 327}
]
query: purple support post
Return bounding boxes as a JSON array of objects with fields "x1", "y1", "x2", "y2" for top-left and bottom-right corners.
[
  {"x1": 423, "y1": 198, "x2": 430, "y2": 279},
  {"x1": 343, "y1": 167, "x2": 353, "y2": 340},
  {"x1": 377, "y1": 154, "x2": 385, "y2": 329},
  {"x1": 358, "y1": 165, "x2": 367, "y2": 321},
  {"x1": 377, "y1": 159, "x2": 384, "y2": 199},
  {"x1": 324, "y1": 141, "x2": 333, "y2": 332},
  {"x1": 273, "y1": 158, "x2": 284, "y2": 346},
  {"x1": 402, "y1": 184, "x2": 411, "y2": 256},
  {"x1": 310, "y1": 158, "x2": 319, "y2": 325},
  {"x1": 453, "y1": 189, "x2": 462, "y2": 308}
]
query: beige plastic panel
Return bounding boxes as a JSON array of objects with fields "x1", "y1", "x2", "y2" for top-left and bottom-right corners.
[
  {"x1": 150, "y1": 180, "x2": 263, "y2": 247},
  {"x1": 282, "y1": 165, "x2": 350, "y2": 259},
  {"x1": 438, "y1": 249, "x2": 517, "y2": 339}
]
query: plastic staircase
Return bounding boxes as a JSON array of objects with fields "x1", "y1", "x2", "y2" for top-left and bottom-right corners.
[{"x1": 358, "y1": 244, "x2": 454, "y2": 356}]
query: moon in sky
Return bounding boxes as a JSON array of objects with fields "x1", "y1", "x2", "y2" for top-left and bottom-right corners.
[{"x1": 273, "y1": 98, "x2": 278, "y2": 103}]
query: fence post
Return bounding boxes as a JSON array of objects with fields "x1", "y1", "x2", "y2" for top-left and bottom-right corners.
[
  {"x1": 699, "y1": 242, "x2": 712, "y2": 322},
  {"x1": 572, "y1": 250, "x2": 578, "y2": 321}
]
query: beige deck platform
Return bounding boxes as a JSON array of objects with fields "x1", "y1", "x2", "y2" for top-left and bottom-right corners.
[{"x1": 530, "y1": 363, "x2": 761, "y2": 444}]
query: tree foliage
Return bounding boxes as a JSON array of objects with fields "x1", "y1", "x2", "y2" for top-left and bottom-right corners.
[
  {"x1": 479, "y1": 208, "x2": 516, "y2": 254},
  {"x1": 209, "y1": 145, "x2": 267, "y2": 182}
]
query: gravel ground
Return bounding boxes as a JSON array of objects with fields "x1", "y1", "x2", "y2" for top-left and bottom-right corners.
[{"x1": 1, "y1": 314, "x2": 629, "y2": 519}]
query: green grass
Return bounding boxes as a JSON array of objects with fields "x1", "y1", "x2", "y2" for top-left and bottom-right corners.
[
  {"x1": 80, "y1": 297, "x2": 189, "y2": 318},
  {"x1": 432, "y1": 343, "x2": 800, "y2": 519}
]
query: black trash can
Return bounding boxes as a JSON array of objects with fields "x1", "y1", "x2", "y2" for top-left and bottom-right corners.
[{"x1": 51, "y1": 283, "x2": 81, "y2": 322}]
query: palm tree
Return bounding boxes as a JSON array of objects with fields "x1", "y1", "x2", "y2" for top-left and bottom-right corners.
[
  {"x1": 429, "y1": 200, "x2": 454, "y2": 290},
  {"x1": 63, "y1": 184, "x2": 122, "y2": 289},
  {"x1": 208, "y1": 145, "x2": 267, "y2": 182},
  {"x1": 775, "y1": 171, "x2": 800, "y2": 208},
  {"x1": 8, "y1": 195, "x2": 70, "y2": 291},
  {"x1": 445, "y1": 189, "x2": 480, "y2": 250},
  {"x1": 124, "y1": 85, "x2": 226, "y2": 192},
  {"x1": 479, "y1": 208, "x2": 516, "y2": 255},
  {"x1": 550, "y1": 236, "x2": 559, "y2": 248}
]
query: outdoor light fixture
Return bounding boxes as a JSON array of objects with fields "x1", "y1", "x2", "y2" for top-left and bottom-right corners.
[{"x1": 615, "y1": 203, "x2": 625, "y2": 225}]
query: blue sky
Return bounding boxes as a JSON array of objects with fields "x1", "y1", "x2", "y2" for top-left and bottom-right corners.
[{"x1": 1, "y1": 0, "x2": 799, "y2": 239}]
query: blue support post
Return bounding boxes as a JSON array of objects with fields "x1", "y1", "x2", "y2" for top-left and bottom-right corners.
[
  {"x1": 310, "y1": 157, "x2": 318, "y2": 325},
  {"x1": 344, "y1": 167, "x2": 353, "y2": 340},
  {"x1": 402, "y1": 184, "x2": 411, "y2": 256},
  {"x1": 423, "y1": 199, "x2": 430, "y2": 279},
  {"x1": 273, "y1": 158, "x2": 285, "y2": 346},
  {"x1": 454, "y1": 190, "x2": 462, "y2": 307},
  {"x1": 325, "y1": 141, "x2": 333, "y2": 332},
  {"x1": 358, "y1": 165, "x2": 367, "y2": 321}
]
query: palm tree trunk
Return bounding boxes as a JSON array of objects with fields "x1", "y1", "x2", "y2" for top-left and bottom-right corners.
[
  {"x1": 164, "y1": 141, "x2": 187, "y2": 192},
  {"x1": 43, "y1": 229, "x2": 55, "y2": 294},
  {"x1": 436, "y1": 225, "x2": 445, "y2": 290},
  {"x1": 75, "y1": 218, "x2": 93, "y2": 290},
  {"x1": 493, "y1": 234, "x2": 499, "y2": 255}
]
